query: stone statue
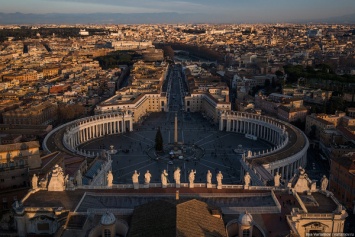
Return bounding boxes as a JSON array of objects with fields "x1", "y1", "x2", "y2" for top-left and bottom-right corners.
[
  {"x1": 39, "y1": 174, "x2": 48, "y2": 189},
  {"x1": 216, "y1": 171, "x2": 223, "y2": 188},
  {"x1": 65, "y1": 174, "x2": 69, "y2": 187},
  {"x1": 32, "y1": 174, "x2": 38, "y2": 189},
  {"x1": 320, "y1": 175, "x2": 328, "y2": 191},
  {"x1": 132, "y1": 170, "x2": 140, "y2": 189},
  {"x1": 132, "y1": 170, "x2": 140, "y2": 184},
  {"x1": 107, "y1": 171, "x2": 113, "y2": 187},
  {"x1": 144, "y1": 170, "x2": 152, "y2": 184},
  {"x1": 174, "y1": 168, "x2": 181, "y2": 186},
  {"x1": 57, "y1": 166, "x2": 65, "y2": 186},
  {"x1": 294, "y1": 167, "x2": 310, "y2": 192},
  {"x1": 274, "y1": 172, "x2": 281, "y2": 187},
  {"x1": 244, "y1": 172, "x2": 251, "y2": 186},
  {"x1": 161, "y1": 169, "x2": 168, "y2": 187},
  {"x1": 47, "y1": 164, "x2": 66, "y2": 191},
  {"x1": 206, "y1": 170, "x2": 212, "y2": 184},
  {"x1": 76, "y1": 170, "x2": 82, "y2": 186},
  {"x1": 66, "y1": 178, "x2": 74, "y2": 188},
  {"x1": 189, "y1": 170, "x2": 196, "y2": 188}
]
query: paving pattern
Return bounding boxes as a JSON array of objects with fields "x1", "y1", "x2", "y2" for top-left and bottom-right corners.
[{"x1": 79, "y1": 111, "x2": 272, "y2": 184}]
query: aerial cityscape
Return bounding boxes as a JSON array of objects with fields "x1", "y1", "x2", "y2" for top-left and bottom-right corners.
[{"x1": 0, "y1": 1, "x2": 355, "y2": 237}]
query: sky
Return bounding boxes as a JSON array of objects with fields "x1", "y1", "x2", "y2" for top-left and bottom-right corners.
[{"x1": 1, "y1": 0, "x2": 355, "y2": 22}]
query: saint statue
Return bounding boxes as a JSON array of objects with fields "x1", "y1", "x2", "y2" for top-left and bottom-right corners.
[
  {"x1": 132, "y1": 170, "x2": 140, "y2": 184},
  {"x1": 56, "y1": 165, "x2": 65, "y2": 186},
  {"x1": 174, "y1": 168, "x2": 181, "y2": 185},
  {"x1": 76, "y1": 170, "x2": 82, "y2": 186},
  {"x1": 47, "y1": 164, "x2": 66, "y2": 191},
  {"x1": 216, "y1": 171, "x2": 223, "y2": 187},
  {"x1": 320, "y1": 175, "x2": 328, "y2": 191},
  {"x1": 161, "y1": 169, "x2": 168, "y2": 186},
  {"x1": 274, "y1": 172, "x2": 281, "y2": 187},
  {"x1": 206, "y1": 170, "x2": 212, "y2": 184},
  {"x1": 107, "y1": 171, "x2": 113, "y2": 187},
  {"x1": 144, "y1": 170, "x2": 152, "y2": 184},
  {"x1": 32, "y1": 174, "x2": 38, "y2": 189},
  {"x1": 244, "y1": 172, "x2": 251, "y2": 186},
  {"x1": 189, "y1": 170, "x2": 196, "y2": 185}
]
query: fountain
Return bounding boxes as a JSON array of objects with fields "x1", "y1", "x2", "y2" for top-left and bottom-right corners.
[{"x1": 108, "y1": 145, "x2": 117, "y2": 155}]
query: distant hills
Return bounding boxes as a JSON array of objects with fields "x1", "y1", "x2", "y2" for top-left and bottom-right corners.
[
  {"x1": 317, "y1": 13, "x2": 355, "y2": 24},
  {"x1": 0, "y1": 12, "x2": 355, "y2": 25},
  {"x1": 0, "y1": 12, "x2": 204, "y2": 25}
]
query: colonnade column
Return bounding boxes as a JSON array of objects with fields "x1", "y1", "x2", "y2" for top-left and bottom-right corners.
[
  {"x1": 281, "y1": 166, "x2": 285, "y2": 179},
  {"x1": 285, "y1": 165, "x2": 289, "y2": 180}
]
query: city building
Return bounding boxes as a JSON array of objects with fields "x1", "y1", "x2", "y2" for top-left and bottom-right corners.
[
  {"x1": 305, "y1": 111, "x2": 347, "y2": 139},
  {"x1": 2, "y1": 101, "x2": 58, "y2": 126},
  {"x1": 0, "y1": 141, "x2": 41, "y2": 190},
  {"x1": 329, "y1": 152, "x2": 355, "y2": 212}
]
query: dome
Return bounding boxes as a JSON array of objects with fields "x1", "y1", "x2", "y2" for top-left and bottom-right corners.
[
  {"x1": 101, "y1": 212, "x2": 116, "y2": 226},
  {"x1": 238, "y1": 211, "x2": 253, "y2": 226}
]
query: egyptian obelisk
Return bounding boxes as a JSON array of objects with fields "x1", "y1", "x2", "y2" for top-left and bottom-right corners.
[{"x1": 174, "y1": 112, "x2": 178, "y2": 144}]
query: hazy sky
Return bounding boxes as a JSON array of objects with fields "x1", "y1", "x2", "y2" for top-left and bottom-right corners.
[{"x1": 1, "y1": 0, "x2": 355, "y2": 22}]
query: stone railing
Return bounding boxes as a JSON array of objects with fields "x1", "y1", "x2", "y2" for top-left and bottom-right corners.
[
  {"x1": 78, "y1": 183, "x2": 245, "y2": 190},
  {"x1": 292, "y1": 189, "x2": 308, "y2": 213},
  {"x1": 221, "y1": 205, "x2": 280, "y2": 214},
  {"x1": 271, "y1": 190, "x2": 282, "y2": 213},
  {"x1": 87, "y1": 208, "x2": 134, "y2": 215}
]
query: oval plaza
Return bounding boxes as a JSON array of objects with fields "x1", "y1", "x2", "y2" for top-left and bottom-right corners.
[{"x1": 44, "y1": 109, "x2": 308, "y2": 186}]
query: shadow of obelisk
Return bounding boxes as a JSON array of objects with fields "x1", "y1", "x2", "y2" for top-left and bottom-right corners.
[{"x1": 174, "y1": 112, "x2": 178, "y2": 144}]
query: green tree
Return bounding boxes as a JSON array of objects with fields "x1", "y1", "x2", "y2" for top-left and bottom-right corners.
[
  {"x1": 309, "y1": 125, "x2": 317, "y2": 139},
  {"x1": 155, "y1": 127, "x2": 163, "y2": 152},
  {"x1": 275, "y1": 70, "x2": 284, "y2": 78},
  {"x1": 311, "y1": 106, "x2": 317, "y2": 114},
  {"x1": 58, "y1": 104, "x2": 86, "y2": 123},
  {"x1": 264, "y1": 79, "x2": 271, "y2": 87},
  {"x1": 162, "y1": 45, "x2": 174, "y2": 59}
]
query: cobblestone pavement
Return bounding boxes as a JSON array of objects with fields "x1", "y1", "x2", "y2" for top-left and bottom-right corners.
[{"x1": 79, "y1": 111, "x2": 272, "y2": 185}]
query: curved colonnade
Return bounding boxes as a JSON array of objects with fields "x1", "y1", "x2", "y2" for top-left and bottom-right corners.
[
  {"x1": 220, "y1": 111, "x2": 309, "y2": 185},
  {"x1": 44, "y1": 111, "x2": 308, "y2": 186},
  {"x1": 43, "y1": 112, "x2": 134, "y2": 157}
]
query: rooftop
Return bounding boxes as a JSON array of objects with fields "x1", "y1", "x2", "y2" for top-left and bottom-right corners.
[{"x1": 129, "y1": 199, "x2": 227, "y2": 237}]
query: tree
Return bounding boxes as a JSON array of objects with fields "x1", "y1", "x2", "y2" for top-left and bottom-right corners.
[
  {"x1": 309, "y1": 125, "x2": 317, "y2": 139},
  {"x1": 275, "y1": 70, "x2": 284, "y2": 78},
  {"x1": 57, "y1": 104, "x2": 86, "y2": 123},
  {"x1": 155, "y1": 127, "x2": 163, "y2": 152},
  {"x1": 271, "y1": 77, "x2": 276, "y2": 88},
  {"x1": 162, "y1": 45, "x2": 174, "y2": 59},
  {"x1": 264, "y1": 79, "x2": 271, "y2": 87}
]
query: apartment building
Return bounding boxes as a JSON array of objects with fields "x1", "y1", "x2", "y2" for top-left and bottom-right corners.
[
  {"x1": 2, "y1": 101, "x2": 58, "y2": 126},
  {"x1": 0, "y1": 141, "x2": 41, "y2": 189},
  {"x1": 305, "y1": 111, "x2": 347, "y2": 139},
  {"x1": 329, "y1": 152, "x2": 355, "y2": 210}
]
